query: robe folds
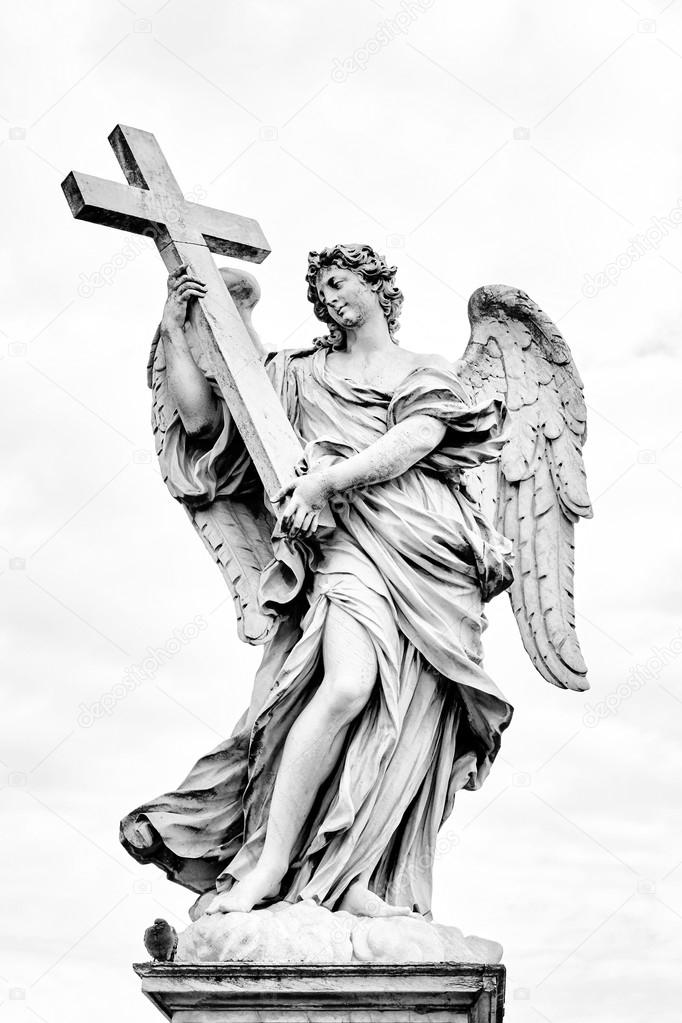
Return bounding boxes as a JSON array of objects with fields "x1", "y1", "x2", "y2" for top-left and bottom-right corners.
[{"x1": 120, "y1": 345, "x2": 515, "y2": 915}]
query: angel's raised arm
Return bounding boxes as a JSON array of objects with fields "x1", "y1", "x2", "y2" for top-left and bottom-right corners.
[{"x1": 148, "y1": 266, "x2": 267, "y2": 442}]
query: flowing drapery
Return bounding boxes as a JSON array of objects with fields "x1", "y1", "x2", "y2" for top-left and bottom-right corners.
[{"x1": 121, "y1": 347, "x2": 514, "y2": 915}]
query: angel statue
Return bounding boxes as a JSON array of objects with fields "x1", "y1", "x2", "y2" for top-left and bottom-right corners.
[{"x1": 120, "y1": 243, "x2": 592, "y2": 923}]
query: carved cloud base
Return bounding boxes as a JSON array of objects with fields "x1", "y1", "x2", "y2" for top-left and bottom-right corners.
[
  {"x1": 134, "y1": 962, "x2": 506, "y2": 1022},
  {"x1": 175, "y1": 900, "x2": 503, "y2": 967}
]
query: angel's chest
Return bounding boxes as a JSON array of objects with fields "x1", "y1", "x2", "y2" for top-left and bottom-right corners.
[
  {"x1": 325, "y1": 357, "x2": 407, "y2": 394},
  {"x1": 294, "y1": 383, "x2": 389, "y2": 443}
]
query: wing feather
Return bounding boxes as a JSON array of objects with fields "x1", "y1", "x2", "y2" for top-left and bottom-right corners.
[
  {"x1": 459, "y1": 285, "x2": 592, "y2": 691},
  {"x1": 190, "y1": 499, "x2": 275, "y2": 644},
  {"x1": 147, "y1": 273, "x2": 278, "y2": 647}
]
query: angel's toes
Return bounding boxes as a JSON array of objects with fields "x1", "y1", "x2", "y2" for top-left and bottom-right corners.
[{"x1": 205, "y1": 893, "x2": 233, "y2": 915}]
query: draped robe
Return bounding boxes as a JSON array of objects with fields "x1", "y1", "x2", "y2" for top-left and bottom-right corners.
[{"x1": 120, "y1": 344, "x2": 515, "y2": 916}]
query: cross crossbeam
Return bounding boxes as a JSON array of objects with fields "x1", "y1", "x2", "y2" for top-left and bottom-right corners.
[{"x1": 62, "y1": 124, "x2": 306, "y2": 503}]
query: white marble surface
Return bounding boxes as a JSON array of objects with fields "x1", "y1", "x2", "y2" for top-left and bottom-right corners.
[
  {"x1": 136, "y1": 960, "x2": 506, "y2": 1022},
  {"x1": 176, "y1": 900, "x2": 503, "y2": 966}
]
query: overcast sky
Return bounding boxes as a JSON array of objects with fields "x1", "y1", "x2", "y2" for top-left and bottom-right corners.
[{"x1": 2, "y1": 2, "x2": 682, "y2": 1021}]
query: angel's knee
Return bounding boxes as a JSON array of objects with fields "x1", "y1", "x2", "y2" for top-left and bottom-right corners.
[
  {"x1": 319, "y1": 604, "x2": 378, "y2": 724},
  {"x1": 318, "y1": 666, "x2": 376, "y2": 725}
]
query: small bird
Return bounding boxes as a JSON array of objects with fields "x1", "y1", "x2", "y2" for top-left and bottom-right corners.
[{"x1": 144, "y1": 918, "x2": 178, "y2": 962}]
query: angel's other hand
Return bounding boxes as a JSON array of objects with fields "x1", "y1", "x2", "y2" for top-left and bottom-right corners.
[{"x1": 275, "y1": 471, "x2": 331, "y2": 538}]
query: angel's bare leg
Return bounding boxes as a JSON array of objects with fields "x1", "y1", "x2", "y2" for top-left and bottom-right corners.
[{"x1": 208, "y1": 604, "x2": 379, "y2": 914}]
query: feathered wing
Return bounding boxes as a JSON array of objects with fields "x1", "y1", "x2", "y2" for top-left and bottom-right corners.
[
  {"x1": 147, "y1": 269, "x2": 277, "y2": 646},
  {"x1": 458, "y1": 285, "x2": 593, "y2": 691}
]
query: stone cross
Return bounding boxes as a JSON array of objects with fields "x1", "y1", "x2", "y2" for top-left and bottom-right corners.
[{"x1": 62, "y1": 124, "x2": 305, "y2": 503}]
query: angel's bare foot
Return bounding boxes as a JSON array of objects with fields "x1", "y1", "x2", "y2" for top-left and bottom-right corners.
[
  {"x1": 206, "y1": 865, "x2": 283, "y2": 914},
  {"x1": 338, "y1": 882, "x2": 413, "y2": 918},
  {"x1": 189, "y1": 890, "x2": 217, "y2": 921}
]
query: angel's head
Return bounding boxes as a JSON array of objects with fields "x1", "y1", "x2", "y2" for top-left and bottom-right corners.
[{"x1": 306, "y1": 244, "x2": 403, "y2": 349}]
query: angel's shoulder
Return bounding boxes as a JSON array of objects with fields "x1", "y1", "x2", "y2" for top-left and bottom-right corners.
[
  {"x1": 393, "y1": 344, "x2": 453, "y2": 370},
  {"x1": 265, "y1": 344, "x2": 317, "y2": 365},
  {"x1": 265, "y1": 345, "x2": 317, "y2": 376},
  {"x1": 393, "y1": 349, "x2": 472, "y2": 405},
  {"x1": 406, "y1": 351, "x2": 455, "y2": 373},
  {"x1": 396, "y1": 349, "x2": 459, "y2": 382}
]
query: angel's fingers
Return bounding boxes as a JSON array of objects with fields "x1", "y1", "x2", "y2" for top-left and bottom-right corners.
[
  {"x1": 177, "y1": 284, "x2": 208, "y2": 300},
  {"x1": 273, "y1": 479, "x2": 297, "y2": 503},
  {"x1": 175, "y1": 290, "x2": 208, "y2": 307},
  {"x1": 185, "y1": 263, "x2": 208, "y2": 284},
  {"x1": 174, "y1": 275, "x2": 207, "y2": 293},
  {"x1": 174, "y1": 294, "x2": 205, "y2": 311},
  {"x1": 299, "y1": 512, "x2": 315, "y2": 537},
  {"x1": 182, "y1": 270, "x2": 207, "y2": 285},
  {"x1": 299, "y1": 512, "x2": 321, "y2": 539},
  {"x1": 280, "y1": 497, "x2": 296, "y2": 531},
  {"x1": 286, "y1": 505, "x2": 308, "y2": 537},
  {"x1": 168, "y1": 274, "x2": 191, "y2": 294}
]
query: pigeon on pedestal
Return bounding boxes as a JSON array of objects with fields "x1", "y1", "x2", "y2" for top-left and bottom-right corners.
[{"x1": 144, "y1": 918, "x2": 178, "y2": 962}]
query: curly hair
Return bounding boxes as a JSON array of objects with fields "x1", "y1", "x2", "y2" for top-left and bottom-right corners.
[{"x1": 305, "y1": 244, "x2": 404, "y2": 349}]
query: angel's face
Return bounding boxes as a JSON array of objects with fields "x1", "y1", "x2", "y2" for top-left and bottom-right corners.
[{"x1": 316, "y1": 266, "x2": 379, "y2": 329}]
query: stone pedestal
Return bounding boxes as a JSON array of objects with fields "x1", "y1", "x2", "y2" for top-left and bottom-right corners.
[{"x1": 134, "y1": 962, "x2": 506, "y2": 1022}]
